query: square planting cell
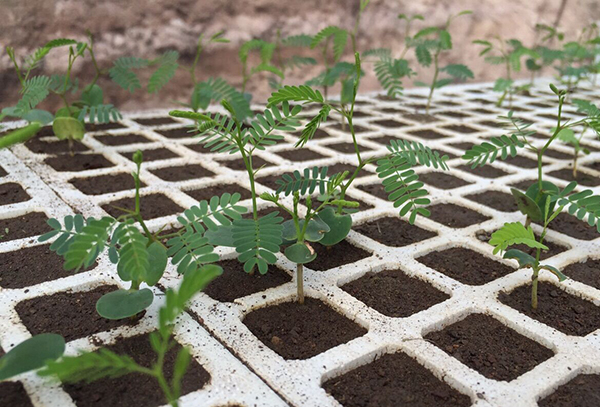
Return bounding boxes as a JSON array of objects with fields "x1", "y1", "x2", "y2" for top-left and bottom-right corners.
[
  {"x1": 328, "y1": 123, "x2": 370, "y2": 133},
  {"x1": 0, "y1": 381, "x2": 33, "y2": 407},
  {"x1": 277, "y1": 149, "x2": 326, "y2": 161},
  {"x1": 243, "y1": 298, "x2": 367, "y2": 359},
  {"x1": 419, "y1": 172, "x2": 470, "y2": 190},
  {"x1": 322, "y1": 142, "x2": 373, "y2": 154},
  {"x1": 121, "y1": 148, "x2": 179, "y2": 162},
  {"x1": 563, "y1": 259, "x2": 600, "y2": 290},
  {"x1": 548, "y1": 169, "x2": 600, "y2": 187},
  {"x1": 425, "y1": 313, "x2": 554, "y2": 381},
  {"x1": 372, "y1": 119, "x2": 408, "y2": 129},
  {"x1": 538, "y1": 374, "x2": 600, "y2": 407},
  {"x1": 95, "y1": 133, "x2": 151, "y2": 146},
  {"x1": 353, "y1": 216, "x2": 437, "y2": 247},
  {"x1": 402, "y1": 113, "x2": 440, "y2": 124},
  {"x1": 546, "y1": 212, "x2": 600, "y2": 241},
  {"x1": 457, "y1": 164, "x2": 510, "y2": 179},
  {"x1": 70, "y1": 173, "x2": 141, "y2": 195},
  {"x1": 408, "y1": 129, "x2": 447, "y2": 140},
  {"x1": 155, "y1": 127, "x2": 195, "y2": 139},
  {"x1": 45, "y1": 154, "x2": 114, "y2": 172},
  {"x1": 417, "y1": 247, "x2": 515, "y2": 285},
  {"x1": 307, "y1": 240, "x2": 371, "y2": 271},
  {"x1": 465, "y1": 190, "x2": 519, "y2": 213},
  {"x1": 217, "y1": 156, "x2": 274, "y2": 171},
  {"x1": 184, "y1": 183, "x2": 252, "y2": 202},
  {"x1": 442, "y1": 125, "x2": 480, "y2": 135},
  {"x1": 323, "y1": 352, "x2": 471, "y2": 407},
  {"x1": 150, "y1": 164, "x2": 214, "y2": 182},
  {"x1": 63, "y1": 333, "x2": 210, "y2": 407},
  {"x1": 0, "y1": 182, "x2": 30, "y2": 205},
  {"x1": 133, "y1": 116, "x2": 179, "y2": 126},
  {"x1": 0, "y1": 212, "x2": 49, "y2": 241},
  {"x1": 26, "y1": 134, "x2": 90, "y2": 155},
  {"x1": 203, "y1": 260, "x2": 291, "y2": 302},
  {"x1": 427, "y1": 203, "x2": 491, "y2": 228},
  {"x1": 102, "y1": 193, "x2": 184, "y2": 220},
  {"x1": 342, "y1": 269, "x2": 449, "y2": 317},
  {"x1": 499, "y1": 282, "x2": 600, "y2": 336}
]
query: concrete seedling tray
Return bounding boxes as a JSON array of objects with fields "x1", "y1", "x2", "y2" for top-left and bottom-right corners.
[{"x1": 1, "y1": 79, "x2": 600, "y2": 407}]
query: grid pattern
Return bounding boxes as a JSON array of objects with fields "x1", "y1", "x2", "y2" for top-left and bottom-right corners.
[{"x1": 1, "y1": 79, "x2": 600, "y2": 407}]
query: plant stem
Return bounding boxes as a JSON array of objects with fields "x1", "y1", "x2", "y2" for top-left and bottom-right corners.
[
  {"x1": 426, "y1": 52, "x2": 440, "y2": 114},
  {"x1": 531, "y1": 268, "x2": 540, "y2": 309},
  {"x1": 297, "y1": 263, "x2": 304, "y2": 304}
]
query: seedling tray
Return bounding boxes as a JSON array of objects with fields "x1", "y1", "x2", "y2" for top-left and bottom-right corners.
[{"x1": 1, "y1": 79, "x2": 600, "y2": 407}]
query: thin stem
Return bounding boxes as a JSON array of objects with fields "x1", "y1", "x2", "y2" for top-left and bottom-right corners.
[
  {"x1": 296, "y1": 263, "x2": 304, "y2": 304},
  {"x1": 426, "y1": 52, "x2": 440, "y2": 114}
]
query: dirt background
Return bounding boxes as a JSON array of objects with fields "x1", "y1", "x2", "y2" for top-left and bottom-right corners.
[{"x1": 0, "y1": 0, "x2": 598, "y2": 111}]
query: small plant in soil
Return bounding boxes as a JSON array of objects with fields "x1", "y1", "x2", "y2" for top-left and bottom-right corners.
[
  {"x1": 410, "y1": 10, "x2": 474, "y2": 113},
  {"x1": 557, "y1": 100, "x2": 594, "y2": 177},
  {"x1": 238, "y1": 38, "x2": 283, "y2": 96},
  {"x1": 268, "y1": 33, "x2": 317, "y2": 90},
  {"x1": 39, "y1": 150, "x2": 245, "y2": 319},
  {"x1": 525, "y1": 24, "x2": 565, "y2": 85},
  {"x1": 2, "y1": 34, "x2": 123, "y2": 151},
  {"x1": 553, "y1": 23, "x2": 600, "y2": 89},
  {"x1": 260, "y1": 167, "x2": 358, "y2": 303},
  {"x1": 38, "y1": 264, "x2": 221, "y2": 407},
  {"x1": 463, "y1": 84, "x2": 600, "y2": 309}
]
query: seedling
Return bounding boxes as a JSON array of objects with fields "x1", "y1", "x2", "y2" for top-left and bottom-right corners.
[
  {"x1": 0, "y1": 334, "x2": 65, "y2": 381},
  {"x1": 525, "y1": 24, "x2": 565, "y2": 85},
  {"x1": 307, "y1": 26, "x2": 351, "y2": 101},
  {"x1": 269, "y1": 33, "x2": 317, "y2": 90},
  {"x1": 463, "y1": 84, "x2": 600, "y2": 308},
  {"x1": 554, "y1": 23, "x2": 600, "y2": 89},
  {"x1": 39, "y1": 150, "x2": 245, "y2": 319},
  {"x1": 239, "y1": 39, "x2": 283, "y2": 95},
  {"x1": 39, "y1": 264, "x2": 221, "y2": 407},
  {"x1": 411, "y1": 11, "x2": 474, "y2": 113},
  {"x1": 260, "y1": 167, "x2": 358, "y2": 303},
  {"x1": 2, "y1": 34, "x2": 123, "y2": 151}
]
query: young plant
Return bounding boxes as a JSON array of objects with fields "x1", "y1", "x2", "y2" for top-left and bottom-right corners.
[
  {"x1": 556, "y1": 99, "x2": 595, "y2": 178},
  {"x1": 39, "y1": 150, "x2": 245, "y2": 319},
  {"x1": 39, "y1": 264, "x2": 222, "y2": 407},
  {"x1": 307, "y1": 26, "x2": 350, "y2": 100},
  {"x1": 269, "y1": 33, "x2": 317, "y2": 90},
  {"x1": 3, "y1": 34, "x2": 123, "y2": 151},
  {"x1": 0, "y1": 334, "x2": 65, "y2": 381},
  {"x1": 411, "y1": 10, "x2": 474, "y2": 113},
  {"x1": 260, "y1": 167, "x2": 357, "y2": 303},
  {"x1": 525, "y1": 24, "x2": 565, "y2": 85},
  {"x1": 463, "y1": 84, "x2": 600, "y2": 309},
  {"x1": 239, "y1": 39, "x2": 283, "y2": 95},
  {"x1": 554, "y1": 23, "x2": 600, "y2": 89}
]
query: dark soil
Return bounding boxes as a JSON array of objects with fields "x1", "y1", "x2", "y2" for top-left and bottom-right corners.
[
  {"x1": 26, "y1": 136, "x2": 90, "y2": 155},
  {"x1": 292, "y1": 128, "x2": 331, "y2": 140},
  {"x1": 0, "y1": 182, "x2": 30, "y2": 205},
  {"x1": 255, "y1": 173, "x2": 284, "y2": 190},
  {"x1": 368, "y1": 135, "x2": 398, "y2": 146},
  {"x1": 353, "y1": 216, "x2": 437, "y2": 247},
  {"x1": 544, "y1": 149, "x2": 572, "y2": 160},
  {"x1": 16, "y1": 286, "x2": 138, "y2": 342},
  {"x1": 150, "y1": 164, "x2": 214, "y2": 182},
  {"x1": 0, "y1": 381, "x2": 34, "y2": 407},
  {"x1": 499, "y1": 282, "x2": 600, "y2": 336},
  {"x1": 470, "y1": 108, "x2": 496, "y2": 114},
  {"x1": 243, "y1": 297, "x2": 367, "y2": 359},
  {"x1": 277, "y1": 149, "x2": 325, "y2": 161},
  {"x1": 512, "y1": 235, "x2": 568, "y2": 260},
  {"x1": 427, "y1": 203, "x2": 491, "y2": 228},
  {"x1": 0, "y1": 212, "x2": 49, "y2": 241},
  {"x1": 102, "y1": 193, "x2": 184, "y2": 219},
  {"x1": 477, "y1": 120, "x2": 499, "y2": 128},
  {"x1": 323, "y1": 351, "x2": 471, "y2": 407},
  {"x1": 155, "y1": 127, "x2": 195, "y2": 139},
  {"x1": 510, "y1": 179, "x2": 537, "y2": 191},
  {"x1": 218, "y1": 156, "x2": 273, "y2": 171},
  {"x1": 184, "y1": 183, "x2": 251, "y2": 202},
  {"x1": 0, "y1": 165, "x2": 7, "y2": 177},
  {"x1": 70, "y1": 173, "x2": 141, "y2": 195},
  {"x1": 442, "y1": 125, "x2": 480, "y2": 134},
  {"x1": 538, "y1": 374, "x2": 600, "y2": 407},
  {"x1": 457, "y1": 164, "x2": 509, "y2": 178},
  {"x1": 372, "y1": 119, "x2": 407, "y2": 128},
  {"x1": 45, "y1": 154, "x2": 114, "y2": 172},
  {"x1": 95, "y1": 134, "x2": 151, "y2": 146},
  {"x1": 408, "y1": 129, "x2": 446, "y2": 140},
  {"x1": 328, "y1": 162, "x2": 372, "y2": 178},
  {"x1": 506, "y1": 156, "x2": 540, "y2": 169},
  {"x1": 563, "y1": 259, "x2": 600, "y2": 289},
  {"x1": 0, "y1": 244, "x2": 93, "y2": 289},
  {"x1": 133, "y1": 117, "x2": 178, "y2": 126},
  {"x1": 204, "y1": 260, "x2": 291, "y2": 302},
  {"x1": 329, "y1": 123, "x2": 369, "y2": 133},
  {"x1": 448, "y1": 141, "x2": 475, "y2": 151},
  {"x1": 402, "y1": 113, "x2": 440, "y2": 123},
  {"x1": 342, "y1": 269, "x2": 449, "y2": 317},
  {"x1": 86, "y1": 122, "x2": 127, "y2": 132},
  {"x1": 357, "y1": 182, "x2": 388, "y2": 200},
  {"x1": 417, "y1": 247, "x2": 515, "y2": 285},
  {"x1": 549, "y1": 168, "x2": 600, "y2": 187},
  {"x1": 419, "y1": 172, "x2": 470, "y2": 189},
  {"x1": 547, "y1": 212, "x2": 599, "y2": 241},
  {"x1": 465, "y1": 191, "x2": 519, "y2": 212},
  {"x1": 438, "y1": 110, "x2": 471, "y2": 119},
  {"x1": 323, "y1": 142, "x2": 373, "y2": 154},
  {"x1": 425, "y1": 313, "x2": 554, "y2": 381},
  {"x1": 307, "y1": 240, "x2": 372, "y2": 271},
  {"x1": 63, "y1": 333, "x2": 210, "y2": 407},
  {"x1": 121, "y1": 148, "x2": 179, "y2": 162}
]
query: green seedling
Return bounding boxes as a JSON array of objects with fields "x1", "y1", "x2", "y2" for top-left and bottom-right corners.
[
  {"x1": 239, "y1": 39, "x2": 283, "y2": 95},
  {"x1": 463, "y1": 84, "x2": 600, "y2": 308},
  {"x1": 3, "y1": 33, "x2": 123, "y2": 151},
  {"x1": 554, "y1": 23, "x2": 600, "y2": 89},
  {"x1": 411, "y1": 10, "x2": 474, "y2": 113},
  {"x1": 0, "y1": 334, "x2": 65, "y2": 381},
  {"x1": 39, "y1": 264, "x2": 221, "y2": 407},
  {"x1": 269, "y1": 33, "x2": 317, "y2": 90},
  {"x1": 525, "y1": 24, "x2": 565, "y2": 85},
  {"x1": 260, "y1": 167, "x2": 357, "y2": 303},
  {"x1": 40, "y1": 150, "x2": 245, "y2": 319}
]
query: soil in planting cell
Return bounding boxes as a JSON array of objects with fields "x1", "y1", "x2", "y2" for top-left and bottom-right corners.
[
  {"x1": 538, "y1": 373, "x2": 600, "y2": 407},
  {"x1": 218, "y1": 155, "x2": 273, "y2": 171},
  {"x1": 122, "y1": 148, "x2": 179, "y2": 162},
  {"x1": 465, "y1": 191, "x2": 518, "y2": 212},
  {"x1": 0, "y1": 380, "x2": 34, "y2": 407},
  {"x1": 372, "y1": 119, "x2": 407, "y2": 128},
  {"x1": 243, "y1": 297, "x2": 367, "y2": 359},
  {"x1": 449, "y1": 141, "x2": 476, "y2": 152},
  {"x1": 0, "y1": 212, "x2": 48, "y2": 241},
  {"x1": 324, "y1": 142, "x2": 373, "y2": 154},
  {"x1": 70, "y1": 173, "x2": 141, "y2": 195},
  {"x1": 156, "y1": 127, "x2": 196, "y2": 139},
  {"x1": 443, "y1": 124, "x2": 480, "y2": 134},
  {"x1": 511, "y1": 178, "x2": 537, "y2": 191},
  {"x1": 438, "y1": 110, "x2": 471, "y2": 119},
  {"x1": 26, "y1": 136, "x2": 90, "y2": 155},
  {"x1": 402, "y1": 113, "x2": 440, "y2": 123},
  {"x1": 204, "y1": 260, "x2": 291, "y2": 302},
  {"x1": 329, "y1": 123, "x2": 369, "y2": 133},
  {"x1": 86, "y1": 122, "x2": 126, "y2": 131},
  {"x1": 292, "y1": 128, "x2": 331, "y2": 140},
  {"x1": 546, "y1": 212, "x2": 599, "y2": 241},
  {"x1": 45, "y1": 153, "x2": 115, "y2": 172},
  {"x1": 243, "y1": 206, "x2": 293, "y2": 222},
  {"x1": 353, "y1": 216, "x2": 437, "y2": 247},
  {"x1": 102, "y1": 193, "x2": 184, "y2": 220},
  {"x1": 323, "y1": 351, "x2": 471, "y2": 407},
  {"x1": 150, "y1": 164, "x2": 214, "y2": 182},
  {"x1": 425, "y1": 313, "x2": 554, "y2": 381},
  {"x1": 381, "y1": 107, "x2": 407, "y2": 114},
  {"x1": 563, "y1": 259, "x2": 600, "y2": 289},
  {"x1": 256, "y1": 173, "x2": 283, "y2": 190},
  {"x1": 544, "y1": 149, "x2": 572, "y2": 160},
  {"x1": 499, "y1": 282, "x2": 600, "y2": 336},
  {"x1": 16, "y1": 286, "x2": 137, "y2": 342},
  {"x1": 95, "y1": 133, "x2": 151, "y2": 146},
  {"x1": 133, "y1": 116, "x2": 178, "y2": 126},
  {"x1": 307, "y1": 240, "x2": 371, "y2": 271},
  {"x1": 357, "y1": 182, "x2": 387, "y2": 200},
  {"x1": 328, "y1": 162, "x2": 371, "y2": 178},
  {"x1": 408, "y1": 129, "x2": 446, "y2": 140},
  {"x1": 417, "y1": 247, "x2": 515, "y2": 285},
  {"x1": 185, "y1": 183, "x2": 252, "y2": 202},
  {"x1": 427, "y1": 203, "x2": 491, "y2": 228},
  {"x1": 548, "y1": 168, "x2": 600, "y2": 187},
  {"x1": 0, "y1": 244, "x2": 93, "y2": 289},
  {"x1": 506, "y1": 156, "x2": 539, "y2": 169},
  {"x1": 342, "y1": 269, "x2": 449, "y2": 317},
  {"x1": 470, "y1": 108, "x2": 496, "y2": 114},
  {"x1": 63, "y1": 333, "x2": 210, "y2": 407},
  {"x1": 0, "y1": 165, "x2": 7, "y2": 177},
  {"x1": 0, "y1": 182, "x2": 30, "y2": 205},
  {"x1": 419, "y1": 172, "x2": 469, "y2": 189},
  {"x1": 457, "y1": 164, "x2": 509, "y2": 179},
  {"x1": 277, "y1": 148, "x2": 325, "y2": 161}
]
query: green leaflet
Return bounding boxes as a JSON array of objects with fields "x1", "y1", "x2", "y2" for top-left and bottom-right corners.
[
  {"x1": 284, "y1": 242, "x2": 316, "y2": 264},
  {"x1": 96, "y1": 289, "x2": 154, "y2": 320},
  {"x1": 318, "y1": 207, "x2": 352, "y2": 246},
  {"x1": 0, "y1": 334, "x2": 65, "y2": 380}
]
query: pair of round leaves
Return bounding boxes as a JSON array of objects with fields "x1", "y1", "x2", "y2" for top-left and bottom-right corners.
[
  {"x1": 96, "y1": 288, "x2": 154, "y2": 320},
  {"x1": 0, "y1": 334, "x2": 65, "y2": 380}
]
